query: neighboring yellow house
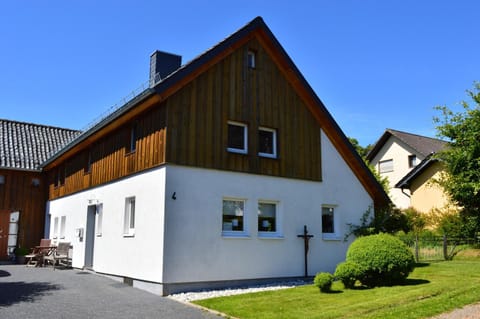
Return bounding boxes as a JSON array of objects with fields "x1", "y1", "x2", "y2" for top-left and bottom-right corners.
[
  {"x1": 395, "y1": 154, "x2": 452, "y2": 213},
  {"x1": 367, "y1": 129, "x2": 447, "y2": 209}
]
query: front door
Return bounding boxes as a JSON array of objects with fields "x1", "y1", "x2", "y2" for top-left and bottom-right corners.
[
  {"x1": 0, "y1": 210, "x2": 9, "y2": 260},
  {"x1": 84, "y1": 205, "x2": 96, "y2": 268}
]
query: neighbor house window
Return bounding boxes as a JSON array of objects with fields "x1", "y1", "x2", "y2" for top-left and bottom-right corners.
[
  {"x1": 322, "y1": 206, "x2": 335, "y2": 234},
  {"x1": 124, "y1": 197, "x2": 136, "y2": 236},
  {"x1": 222, "y1": 199, "x2": 245, "y2": 234},
  {"x1": 378, "y1": 159, "x2": 393, "y2": 173},
  {"x1": 258, "y1": 202, "x2": 277, "y2": 233},
  {"x1": 408, "y1": 155, "x2": 417, "y2": 168},
  {"x1": 53, "y1": 217, "x2": 59, "y2": 239},
  {"x1": 60, "y1": 216, "x2": 66, "y2": 239},
  {"x1": 96, "y1": 204, "x2": 103, "y2": 236},
  {"x1": 247, "y1": 50, "x2": 256, "y2": 69},
  {"x1": 258, "y1": 127, "x2": 277, "y2": 158},
  {"x1": 227, "y1": 121, "x2": 248, "y2": 154}
]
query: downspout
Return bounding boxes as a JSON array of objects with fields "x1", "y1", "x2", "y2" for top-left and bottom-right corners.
[{"x1": 400, "y1": 187, "x2": 411, "y2": 198}]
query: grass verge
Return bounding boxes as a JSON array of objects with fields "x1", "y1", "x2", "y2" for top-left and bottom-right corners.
[{"x1": 194, "y1": 254, "x2": 480, "y2": 319}]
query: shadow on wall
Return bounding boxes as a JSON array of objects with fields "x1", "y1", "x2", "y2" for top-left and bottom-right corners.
[{"x1": 0, "y1": 281, "x2": 62, "y2": 306}]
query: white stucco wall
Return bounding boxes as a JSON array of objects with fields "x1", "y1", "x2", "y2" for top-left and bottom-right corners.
[
  {"x1": 46, "y1": 130, "x2": 374, "y2": 289},
  {"x1": 162, "y1": 130, "x2": 373, "y2": 284},
  {"x1": 47, "y1": 168, "x2": 167, "y2": 283},
  {"x1": 370, "y1": 137, "x2": 423, "y2": 209}
]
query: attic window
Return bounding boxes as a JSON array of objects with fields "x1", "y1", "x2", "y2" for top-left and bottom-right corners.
[
  {"x1": 258, "y1": 127, "x2": 277, "y2": 158},
  {"x1": 247, "y1": 50, "x2": 256, "y2": 69},
  {"x1": 129, "y1": 123, "x2": 138, "y2": 153},
  {"x1": 227, "y1": 121, "x2": 248, "y2": 154},
  {"x1": 408, "y1": 155, "x2": 417, "y2": 168}
]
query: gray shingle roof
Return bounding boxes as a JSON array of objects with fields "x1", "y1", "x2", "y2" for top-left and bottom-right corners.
[
  {"x1": 367, "y1": 129, "x2": 447, "y2": 161},
  {"x1": 0, "y1": 119, "x2": 81, "y2": 171}
]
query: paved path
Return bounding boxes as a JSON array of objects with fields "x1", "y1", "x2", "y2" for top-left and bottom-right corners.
[{"x1": 0, "y1": 264, "x2": 219, "y2": 319}]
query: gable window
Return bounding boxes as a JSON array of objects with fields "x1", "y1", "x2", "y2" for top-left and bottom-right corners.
[
  {"x1": 258, "y1": 127, "x2": 277, "y2": 158},
  {"x1": 247, "y1": 50, "x2": 256, "y2": 69},
  {"x1": 322, "y1": 205, "x2": 340, "y2": 240},
  {"x1": 227, "y1": 121, "x2": 248, "y2": 154},
  {"x1": 378, "y1": 159, "x2": 393, "y2": 173},
  {"x1": 222, "y1": 199, "x2": 246, "y2": 234},
  {"x1": 123, "y1": 197, "x2": 136, "y2": 236},
  {"x1": 258, "y1": 202, "x2": 277, "y2": 233},
  {"x1": 408, "y1": 155, "x2": 417, "y2": 168}
]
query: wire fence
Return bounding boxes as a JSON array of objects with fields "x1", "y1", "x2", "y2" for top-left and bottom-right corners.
[{"x1": 399, "y1": 235, "x2": 480, "y2": 262}]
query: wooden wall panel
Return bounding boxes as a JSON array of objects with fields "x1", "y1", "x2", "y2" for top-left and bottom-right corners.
[
  {"x1": 165, "y1": 37, "x2": 322, "y2": 181},
  {"x1": 0, "y1": 169, "x2": 47, "y2": 255},
  {"x1": 47, "y1": 106, "x2": 167, "y2": 200}
]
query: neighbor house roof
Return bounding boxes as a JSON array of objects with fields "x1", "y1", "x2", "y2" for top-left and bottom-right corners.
[
  {"x1": 0, "y1": 119, "x2": 80, "y2": 171},
  {"x1": 41, "y1": 16, "x2": 390, "y2": 207},
  {"x1": 395, "y1": 154, "x2": 438, "y2": 189},
  {"x1": 366, "y1": 129, "x2": 447, "y2": 162}
]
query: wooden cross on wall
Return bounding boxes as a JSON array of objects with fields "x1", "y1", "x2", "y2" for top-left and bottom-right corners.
[{"x1": 297, "y1": 225, "x2": 314, "y2": 277}]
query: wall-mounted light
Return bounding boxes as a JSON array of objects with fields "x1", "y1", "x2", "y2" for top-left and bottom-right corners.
[{"x1": 172, "y1": 192, "x2": 177, "y2": 200}]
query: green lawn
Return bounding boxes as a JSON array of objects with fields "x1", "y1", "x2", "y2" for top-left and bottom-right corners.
[{"x1": 194, "y1": 253, "x2": 480, "y2": 319}]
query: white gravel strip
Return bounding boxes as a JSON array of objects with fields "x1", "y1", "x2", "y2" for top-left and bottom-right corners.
[{"x1": 168, "y1": 280, "x2": 308, "y2": 302}]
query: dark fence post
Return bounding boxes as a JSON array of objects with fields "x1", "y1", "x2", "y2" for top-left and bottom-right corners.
[
  {"x1": 414, "y1": 234, "x2": 419, "y2": 262},
  {"x1": 443, "y1": 235, "x2": 448, "y2": 260}
]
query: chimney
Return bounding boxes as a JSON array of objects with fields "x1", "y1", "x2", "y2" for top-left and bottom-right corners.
[{"x1": 149, "y1": 51, "x2": 182, "y2": 88}]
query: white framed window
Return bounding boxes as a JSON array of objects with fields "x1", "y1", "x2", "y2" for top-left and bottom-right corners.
[
  {"x1": 408, "y1": 155, "x2": 417, "y2": 168},
  {"x1": 96, "y1": 204, "x2": 103, "y2": 236},
  {"x1": 258, "y1": 201, "x2": 282, "y2": 238},
  {"x1": 227, "y1": 121, "x2": 248, "y2": 154},
  {"x1": 53, "y1": 217, "x2": 59, "y2": 239},
  {"x1": 322, "y1": 205, "x2": 340, "y2": 240},
  {"x1": 258, "y1": 127, "x2": 277, "y2": 158},
  {"x1": 123, "y1": 197, "x2": 136, "y2": 236},
  {"x1": 247, "y1": 50, "x2": 256, "y2": 69},
  {"x1": 59, "y1": 216, "x2": 66, "y2": 239},
  {"x1": 222, "y1": 198, "x2": 248, "y2": 236},
  {"x1": 378, "y1": 159, "x2": 393, "y2": 173}
]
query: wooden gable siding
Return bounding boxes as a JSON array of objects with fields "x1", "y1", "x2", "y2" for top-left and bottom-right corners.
[
  {"x1": 47, "y1": 106, "x2": 167, "y2": 200},
  {"x1": 165, "y1": 37, "x2": 322, "y2": 180},
  {"x1": 0, "y1": 169, "x2": 47, "y2": 253}
]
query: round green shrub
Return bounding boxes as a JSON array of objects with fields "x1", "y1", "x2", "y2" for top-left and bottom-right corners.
[
  {"x1": 346, "y1": 233, "x2": 415, "y2": 287},
  {"x1": 314, "y1": 272, "x2": 334, "y2": 292},
  {"x1": 334, "y1": 261, "x2": 364, "y2": 289}
]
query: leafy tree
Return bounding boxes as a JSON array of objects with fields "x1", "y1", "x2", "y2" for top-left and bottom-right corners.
[
  {"x1": 349, "y1": 137, "x2": 389, "y2": 194},
  {"x1": 433, "y1": 83, "x2": 480, "y2": 219}
]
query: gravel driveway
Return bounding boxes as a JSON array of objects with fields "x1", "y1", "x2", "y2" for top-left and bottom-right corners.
[{"x1": 0, "y1": 264, "x2": 219, "y2": 319}]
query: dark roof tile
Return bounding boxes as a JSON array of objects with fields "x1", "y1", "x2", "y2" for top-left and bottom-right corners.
[{"x1": 0, "y1": 119, "x2": 80, "y2": 171}]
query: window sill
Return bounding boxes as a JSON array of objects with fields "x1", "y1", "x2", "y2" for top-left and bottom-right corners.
[
  {"x1": 222, "y1": 232, "x2": 250, "y2": 239},
  {"x1": 258, "y1": 233, "x2": 284, "y2": 239},
  {"x1": 322, "y1": 234, "x2": 342, "y2": 241},
  {"x1": 123, "y1": 233, "x2": 135, "y2": 238},
  {"x1": 227, "y1": 148, "x2": 248, "y2": 155},
  {"x1": 258, "y1": 153, "x2": 277, "y2": 159}
]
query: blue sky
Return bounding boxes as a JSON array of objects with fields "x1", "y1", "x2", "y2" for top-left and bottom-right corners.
[{"x1": 1, "y1": 1, "x2": 478, "y2": 146}]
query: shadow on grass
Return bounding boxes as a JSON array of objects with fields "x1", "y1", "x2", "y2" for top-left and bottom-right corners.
[
  {"x1": 323, "y1": 290, "x2": 343, "y2": 294},
  {"x1": 400, "y1": 278, "x2": 430, "y2": 286},
  {"x1": 0, "y1": 282, "x2": 62, "y2": 306},
  {"x1": 415, "y1": 263, "x2": 431, "y2": 268}
]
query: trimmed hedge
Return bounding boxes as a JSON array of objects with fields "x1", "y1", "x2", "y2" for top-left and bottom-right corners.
[
  {"x1": 346, "y1": 233, "x2": 415, "y2": 287},
  {"x1": 314, "y1": 272, "x2": 334, "y2": 292},
  {"x1": 334, "y1": 261, "x2": 364, "y2": 289}
]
